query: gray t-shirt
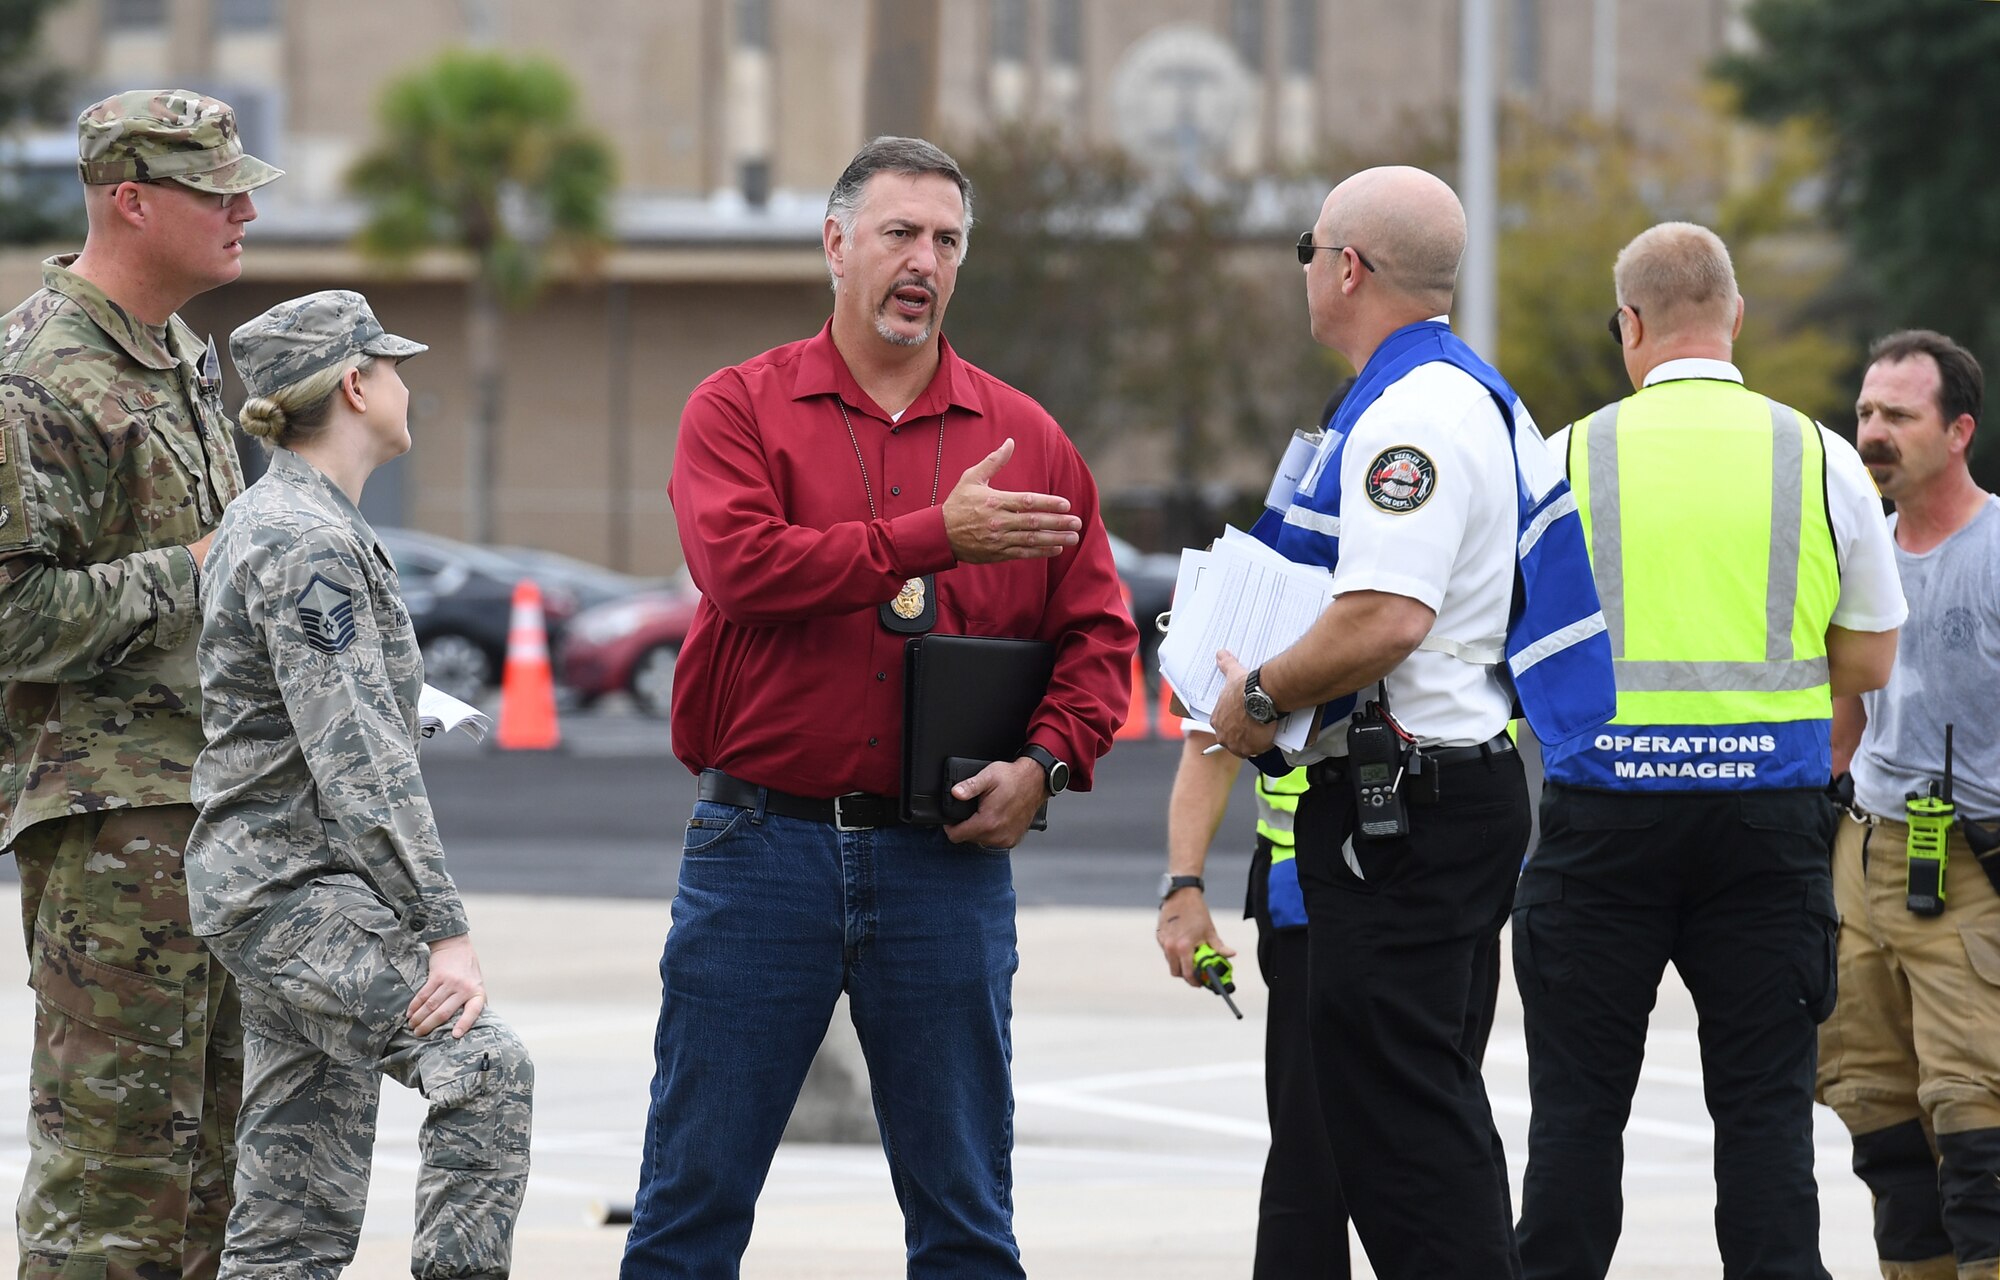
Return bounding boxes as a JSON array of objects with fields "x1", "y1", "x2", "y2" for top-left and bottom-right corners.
[{"x1": 1854, "y1": 495, "x2": 2000, "y2": 820}]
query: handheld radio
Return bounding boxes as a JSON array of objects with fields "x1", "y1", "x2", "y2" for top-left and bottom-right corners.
[{"x1": 1905, "y1": 724, "x2": 1957, "y2": 916}]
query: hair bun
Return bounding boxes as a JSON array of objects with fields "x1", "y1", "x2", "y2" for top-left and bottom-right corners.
[{"x1": 238, "y1": 396, "x2": 288, "y2": 440}]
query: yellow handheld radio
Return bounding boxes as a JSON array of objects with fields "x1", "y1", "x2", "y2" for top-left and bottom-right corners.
[{"x1": 1905, "y1": 725, "x2": 1957, "y2": 916}]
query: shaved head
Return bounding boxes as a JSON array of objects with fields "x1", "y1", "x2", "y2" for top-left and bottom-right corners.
[
  {"x1": 1319, "y1": 166, "x2": 1465, "y2": 312},
  {"x1": 1614, "y1": 222, "x2": 1738, "y2": 339}
]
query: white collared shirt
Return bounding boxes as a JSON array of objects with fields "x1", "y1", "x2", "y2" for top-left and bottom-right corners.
[{"x1": 1311, "y1": 342, "x2": 1521, "y2": 752}]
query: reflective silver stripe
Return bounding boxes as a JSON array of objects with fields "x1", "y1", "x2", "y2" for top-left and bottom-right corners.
[
  {"x1": 1765, "y1": 398, "x2": 1803, "y2": 663},
  {"x1": 1418, "y1": 634, "x2": 1505, "y2": 664},
  {"x1": 1613, "y1": 655, "x2": 1828, "y2": 693},
  {"x1": 1255, "y1": 804, "x2": 1296, "y2": 836},
  {"x1": 1509, "y1": 612, "x2": 1607, "y2": 677},
  {"x1": 1584, "y1": 403, "x2": 1624, "y2": 658},
  {"x1": 1517, "y1": 488, "x2": 1576, "y2": 559},
  {"x1": 1283, "y1": 505, "x2": 1341, "y2": 537}
]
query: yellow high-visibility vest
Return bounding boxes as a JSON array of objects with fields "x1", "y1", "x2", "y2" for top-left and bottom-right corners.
[{"x1": 1542, "y1": 378, "x2": 1840, "y2": 791}]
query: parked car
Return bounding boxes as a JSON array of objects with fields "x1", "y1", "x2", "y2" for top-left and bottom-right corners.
[
  {"x1": 490, "y1": 545, "x2": 667, "y2": 613},
  {"x1": 557, "y1": 579, "x2": 701, "y2": 717},
  {"x1": 557, "y1": 535, "x2": 1178, "y2": 717},
  {"x1": 378, "y1": 527, "x2": 581, "y2": 705}
]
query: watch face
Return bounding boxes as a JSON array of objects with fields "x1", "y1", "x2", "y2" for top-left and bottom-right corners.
[
  {"x1": 1245, "y1": 689, "x2": 1279, "y2": 724},
  {"x1": 1047, "y1": 760, "x2": 1070, "y2": 794}
]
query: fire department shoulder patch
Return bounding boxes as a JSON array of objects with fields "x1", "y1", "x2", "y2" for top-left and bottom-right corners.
[{"x1": 1363, "y1": 445, "x2": 1437, "y2": 514}]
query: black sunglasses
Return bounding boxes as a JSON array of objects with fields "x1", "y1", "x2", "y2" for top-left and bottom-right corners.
[
  {"x1": 1297, "y1": 231, "x2": 1377, "y2": 273},
  {"x1": 1607, "y1": 303, "x2": 1641, "y2": 344}
]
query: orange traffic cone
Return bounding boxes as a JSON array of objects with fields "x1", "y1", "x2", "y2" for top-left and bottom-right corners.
[
  {"x1": 1114, "y1": 584, "x2": 1149, "y2": 740},
  {"x1": 1114, "y1": 650, "x2": 1149, "y2": 740},
  {"x1": 1156, "y1": 678, "x2": 1185, "y2": 740},
  {"x1": 496, "y1": 579, "x2": 562, "y2": 751}
]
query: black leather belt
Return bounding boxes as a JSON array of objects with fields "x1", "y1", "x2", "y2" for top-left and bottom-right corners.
[
  {"x1": 697, "y1": 770, "x2": 906, "y2": 830},
  {"x1": 1307, "y1": 731, "x2": 1515, "y2": 787}
]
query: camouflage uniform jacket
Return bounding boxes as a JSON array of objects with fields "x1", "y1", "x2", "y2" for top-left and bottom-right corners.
[
  {"x1": 188, "y1": 447, "x2": 468, "y2": 943},
  {"x1": 0, "y1": 254, "x2": 243, "y2": 851}
]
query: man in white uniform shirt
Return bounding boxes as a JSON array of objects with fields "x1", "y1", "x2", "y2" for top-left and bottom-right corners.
[{"x1": 1211, "y1": 166, "x2": 1600, "y2": 1280}]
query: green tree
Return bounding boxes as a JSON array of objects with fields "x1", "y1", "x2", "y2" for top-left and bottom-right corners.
[
  {"x1": 944, "y1": 127, "x2": 1146, "y2": 458},
  {"x1": 947, "y1": 126, "x2": 1335, "y2": 548},
  {"x1": 0, "y1": 0, "x2": 80, "y2": 244},
  {"x1": 1119, "y1": 187, "x2": 1339, "y2": 545},
  {"x1": 1330, "y1": 104, "x2": 1850, "y2": 435},
  {"x1": 348, "y1": 51, "x2": 616, "y2": 543},
  {"x1": 1720, "y1": 0, "x2": 2000, "y2": 485}
]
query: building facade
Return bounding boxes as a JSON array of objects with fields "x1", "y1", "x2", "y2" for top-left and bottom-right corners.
[{"x1": 5, "y1": 0, "x2": 1749, "y2": 570}]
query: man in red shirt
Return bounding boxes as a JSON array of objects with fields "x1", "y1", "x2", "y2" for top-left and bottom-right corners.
[{"x1": 620, "y1": 137, "x2": 1137, "y2": 1280}]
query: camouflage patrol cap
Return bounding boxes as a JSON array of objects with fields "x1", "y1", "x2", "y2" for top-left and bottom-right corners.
[
  {"x1": 77, "y1": 89, "x2": 283, "y2": 193},
  {"x1": 229, "y1": 291, "x2": 427, "y2": 400}
]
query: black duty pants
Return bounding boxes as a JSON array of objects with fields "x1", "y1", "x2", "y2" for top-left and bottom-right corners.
[
  {"x1": 1511, "y1": 784, "x2": 1839, "y2": 1280},
  {"x1": 1296, "y1": 747, "x2": 1532, "y2": 1280},
  {"x1": 1246, "y1": 840, "x2": 1349, "y2": 1280}
]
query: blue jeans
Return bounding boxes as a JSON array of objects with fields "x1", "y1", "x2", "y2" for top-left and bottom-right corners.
[{"x1": 620, "y1": 796, "x2": 1025, "y2": 1280}]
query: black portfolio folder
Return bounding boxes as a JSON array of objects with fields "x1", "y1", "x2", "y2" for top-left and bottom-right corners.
[{"x1": 900, "y1": 634, "x2": 1056, "y2": 825}]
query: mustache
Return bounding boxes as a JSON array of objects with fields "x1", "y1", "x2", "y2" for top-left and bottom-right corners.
[{"x1": 1858, "y1": 443, "x2": 1900, "y2": 466}]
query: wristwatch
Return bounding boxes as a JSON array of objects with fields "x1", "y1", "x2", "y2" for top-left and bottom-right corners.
[
  {"x1": 1019, "y1": 744, "x2": 1070, "y2": 796},
  {"x1": 1243, "y1": 667, "x2": 1281, "y2": 725},
  {"x1": 1158, "y1": 874, "x2": 1205, "y2": 903}
]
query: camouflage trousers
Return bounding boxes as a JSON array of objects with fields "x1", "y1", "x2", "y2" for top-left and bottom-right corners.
[
  {"x1": 12, "y1": 804, "x2": 242, "y2": 1280},
  {"x1": 201, "y1": 875, "x2": 532, "y2": 1280}
]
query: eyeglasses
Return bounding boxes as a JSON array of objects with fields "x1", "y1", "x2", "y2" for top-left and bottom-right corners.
[
  {"x1": 141, "y1": 179, "x2": 239, "y2": 211},
  {"x1": 1297, "y1": 232, "x2": 1377, "y2": 273},
  {"x1": 1607, "y1": 303, "x2": 1640, "y2": 345}
]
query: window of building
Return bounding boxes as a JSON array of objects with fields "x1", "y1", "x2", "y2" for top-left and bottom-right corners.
[
  {"x1": 1286, "y1": 0, "x2": 1317, "y2": 76},
  {"x1": 105, "y1": 0, "x2": 165, "y2": 29},
  {"x1": 735, "y1": 0, "x2": 769, "y2": 51},
  {"x1": 739, "y1": 158, "x2": 771, "y2": 209},
  {"x1": 461, "y1": 0, "x2": 499, "y2": 43},
  {"x1": 1510, "y1": 0, "x2": 1541, "y2": 92},
  {"x1": 215, "y1": 0, "x2": 276, "y2": 29},
  {"x1": 1050, "y1": 0, "x2": 1081, "y2": 67},
  {"x1": 1230, "y1": 0, "x2": 1265, "y2": 72},
  {"x1": 992, "y1": 0, "x2": 1027, "y2": 62}
]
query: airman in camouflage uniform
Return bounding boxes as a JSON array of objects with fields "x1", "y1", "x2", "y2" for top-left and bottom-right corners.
[
  {"x1": 0, "y1": 90, "x2": 281, "y2": 1279},
  {"x1": 189, "y1": 291, "x2": 532, "y2": 1280}
]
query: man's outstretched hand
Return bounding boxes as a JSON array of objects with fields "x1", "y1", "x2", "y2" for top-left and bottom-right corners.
[{"x1": 943, "y1": 439, "x2": 1083, "y2": 564}]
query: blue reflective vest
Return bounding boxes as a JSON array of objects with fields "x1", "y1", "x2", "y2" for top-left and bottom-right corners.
[{"x1": 1262, "y1": 321, "x2": 1615, "y2": 757}]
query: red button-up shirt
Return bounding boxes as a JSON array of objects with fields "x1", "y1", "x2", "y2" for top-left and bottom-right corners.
[{"x1": 668, "y1": 321, "x2": 1137, "y2": 798}]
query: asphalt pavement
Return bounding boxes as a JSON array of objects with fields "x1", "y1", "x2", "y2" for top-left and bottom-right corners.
[
  {"x1": 424, "y1": 713, "x2": 1244, "y2": 908},
  {"x1": 0, "y1": 707, "x2": 1889, "y2": 1276}
]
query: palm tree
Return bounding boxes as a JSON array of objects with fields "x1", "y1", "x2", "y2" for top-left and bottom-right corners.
[{"x1": 348, "y1": 51, "x2": 616, "y2": 544}]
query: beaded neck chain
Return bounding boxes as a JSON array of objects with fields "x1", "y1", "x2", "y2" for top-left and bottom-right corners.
[
  {"x1": 837, "y1": 400, "x2": 945, "y2": 518},
  {"x1": 838, "y1": 400, "x2": 946, "y2": 633}
]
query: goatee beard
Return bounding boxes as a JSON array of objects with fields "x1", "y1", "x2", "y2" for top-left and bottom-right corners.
[{"x1": 874, "y1": 313, "x2": 932, "y2": 347}]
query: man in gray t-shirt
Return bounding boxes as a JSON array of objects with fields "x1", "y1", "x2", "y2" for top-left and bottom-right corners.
[
  {"x1": 1851, "y1": 498, "x2": 2000, "y2": 820},
  {"x1": 1821, "y1": 329, "x2": 2000, "y2": 1280}
]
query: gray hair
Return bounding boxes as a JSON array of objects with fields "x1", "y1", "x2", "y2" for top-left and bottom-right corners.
[
  {"x1": 1614, "y1": 222, "x2": 1739, "y2": 337},
  {"x1": 825, "y1": 136, "x2": 974, "y2": 285}
]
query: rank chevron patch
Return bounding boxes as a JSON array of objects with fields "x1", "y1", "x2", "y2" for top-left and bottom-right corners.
[{"x1": 296, "y1": 573, "x2": 358, "y2": 655}]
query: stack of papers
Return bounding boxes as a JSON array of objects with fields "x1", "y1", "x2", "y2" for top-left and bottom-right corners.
[
  {"x1": 1156, "y1": 527, "x2": 1335, "y2": 754},
  {"x1": 418, "y1": 684, "x2": 493, "y2": 743}
]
